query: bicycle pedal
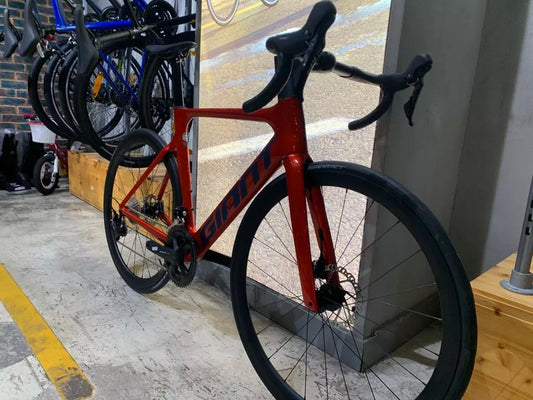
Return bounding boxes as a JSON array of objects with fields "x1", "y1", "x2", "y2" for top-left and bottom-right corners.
[{"x1": 146, "y1": 240, "x2": 178, "y2": 263}]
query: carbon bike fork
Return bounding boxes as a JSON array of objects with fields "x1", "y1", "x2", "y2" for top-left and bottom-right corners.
[{"x1": 283, "y1": 155, "x2": 338, "y2": 313}]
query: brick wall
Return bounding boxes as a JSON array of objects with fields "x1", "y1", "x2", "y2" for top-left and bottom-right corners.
[{"x1": 0, "y1": 0, "x2": 56, "y2": 133}]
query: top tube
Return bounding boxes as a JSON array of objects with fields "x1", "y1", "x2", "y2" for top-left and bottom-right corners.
[
  {"x1": 51, "y1": 0, "x2": 148, "y2": 32},
  {"x1": 55, "y1": 20, "x2": 134, "y2": 33}
]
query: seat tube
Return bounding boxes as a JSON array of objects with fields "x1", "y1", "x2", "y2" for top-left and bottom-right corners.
[{"x1": 283, "y1": 154, "x2": 319, "y2": 312}]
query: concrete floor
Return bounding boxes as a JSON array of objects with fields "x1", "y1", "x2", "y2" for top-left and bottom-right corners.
[{"x1": 0, "y1": 186, "x2": 272, "y2": 400}]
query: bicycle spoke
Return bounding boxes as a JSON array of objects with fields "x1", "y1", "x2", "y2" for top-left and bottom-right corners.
[
  {"x1": 264, "y1": 216, "x2": 297, "y2": 264},
  {"x1": 343, "y1": 220, "x2": 401, "y2": 270}
]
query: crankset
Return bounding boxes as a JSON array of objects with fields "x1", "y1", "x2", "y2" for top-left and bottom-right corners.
[{"x1": 146, "y1": 226, "x2": 197, "y2": 287}]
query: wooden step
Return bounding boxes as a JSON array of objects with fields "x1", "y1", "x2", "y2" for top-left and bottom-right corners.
[{"x1": 464, "y1": 253, "x2": 533, "y2": 399}]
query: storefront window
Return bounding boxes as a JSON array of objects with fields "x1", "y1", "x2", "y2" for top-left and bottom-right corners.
[{"x1": 197, "y1": 0, "x2": 390, "y2": 255}]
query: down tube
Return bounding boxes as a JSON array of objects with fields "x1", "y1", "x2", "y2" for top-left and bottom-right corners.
[{"x1": 193, "y1": 140, "x2": 280, "y2": 258}]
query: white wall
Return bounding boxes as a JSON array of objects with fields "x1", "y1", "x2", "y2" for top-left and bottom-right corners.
[
  {"x1": 378, "y1": 0, "x2": 533, "y2": 278},
  {"x1": 451, "y1": 0, "x2": 533, "y2": 275}
]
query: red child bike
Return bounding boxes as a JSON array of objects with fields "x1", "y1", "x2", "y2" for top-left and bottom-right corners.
[
  {"x1": 26, "y1": 113, "x2": 69, "y2": 195},
  {"x1": 101, "y1": 2, "x2": 476, "y2": 399}
]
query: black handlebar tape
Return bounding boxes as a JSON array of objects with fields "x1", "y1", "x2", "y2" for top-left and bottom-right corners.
[
  {"x1": 243, "y1": 2, "x2": 336, "y2": 113},
  {"x1": 348, "y1": 93, "x2": 393, "y2": 131},
  {"x1": 75, "y1": 7, "x2": 100, "y2": 77},
  {"x1": 266, "y1": 1, "x2": 336, "y2": 57},
  {"x1": 243, "y1": 54, "x2": 293, "y2": 113},
  {"x1": 17, "y1": 0, "x2": 40, "y2": 57}
]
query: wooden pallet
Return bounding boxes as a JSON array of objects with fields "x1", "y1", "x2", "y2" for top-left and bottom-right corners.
[
  {"x1": 68, "y1": 151, "x2": 173, "y2": 216},
  {"x1": 464, "y1": 253, "x2": 533, "y2": 399}
]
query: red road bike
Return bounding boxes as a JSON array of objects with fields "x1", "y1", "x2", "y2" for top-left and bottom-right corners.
[{"x1": 102, "y1": 2, "x2": 476, "y2": 399}]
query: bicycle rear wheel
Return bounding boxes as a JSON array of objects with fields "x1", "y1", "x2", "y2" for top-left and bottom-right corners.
[
  {"x1": 103, "y1": 128, "x2": 181, "y2": 293},
  {"x1": 138, "y1": 55, "x2": 193, "y2": 144},
  {"x1": 230, "y1": 161, "x2": 476, "y2": 400}
]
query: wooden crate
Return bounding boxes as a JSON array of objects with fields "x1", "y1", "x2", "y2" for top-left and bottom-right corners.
[
  {"x1": 68, "y1": 151, "x2": 108, "y2": 210},
  {"x1": 464, "y1": 253, "x2": 533, "y2": 399},
  {"x1": 68, "y1": 151, "x2": 173, "y2": 216}
]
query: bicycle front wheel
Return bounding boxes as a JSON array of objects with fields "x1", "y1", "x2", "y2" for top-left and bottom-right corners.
[
  {"x1": 103, "y1": 128, "x2": 181, "y2": 293},
  {"x1": 230, "y1": 161, "x2": 476, "y2": 400}
]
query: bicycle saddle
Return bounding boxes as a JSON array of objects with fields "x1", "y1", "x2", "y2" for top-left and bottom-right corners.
[
  {"x1": 17, "y1": 0, "x2": 40, "y2": 57},
  {"x1": 74, "y1": 7, "x2": 99, "y2": 78},
  {"x1": 144, "y1": 31, "x2": 196, "y2": 59},
  {"x1": 2, "y1": 9, "x2": 20, "y2": 58}
]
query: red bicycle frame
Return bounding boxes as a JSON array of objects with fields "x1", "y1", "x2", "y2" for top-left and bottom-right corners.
[{"x1": 119, "y1": 97, "x2": 337, "y2": 312}]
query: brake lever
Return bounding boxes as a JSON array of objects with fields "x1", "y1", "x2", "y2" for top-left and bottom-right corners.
[{"x1": 404, "y1": 79, "x2": 423, "y2": 127}]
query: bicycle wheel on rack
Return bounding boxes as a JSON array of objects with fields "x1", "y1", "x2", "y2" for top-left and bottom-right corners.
[
  {"x1": 57, "y1": 48, "x2": 84, "y2": 133},
  {"x1": 138, "y1": 55, "x2": 193, "y2": 143},
  {"x1": 27, "y1": 42, "x2": 78, "y2": 140},
  {"x1": 103, "y1": 128, "x2": 181, "y2": 293},
  {"x1": 230, "y1": 161, "x2": 476, "y2": 400},
  {"x1": 44, "y1": 44, "x2": 81, "y2": 140},
  {"x1": 73, "y1": 39, "x2": 145, "y2": 160},
  {"x1": 206, "y1": 0, "x2": 239, "y2": 25},
  {"x1": 261, "y1": 0, "x2": 279, "y2": 6}
]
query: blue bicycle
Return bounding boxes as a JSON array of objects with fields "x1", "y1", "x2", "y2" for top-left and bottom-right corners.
[{"x1": 15, "y1": 0, "x2": 195, "y2": 154}]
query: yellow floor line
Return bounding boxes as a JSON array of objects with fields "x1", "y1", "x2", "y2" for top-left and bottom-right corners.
[
  {"x1": 0, "y1": 262, "x2": 93, "y2": 400},
  {"x1": 202, "y1": 1, "x2": 263, "y2": 29}
]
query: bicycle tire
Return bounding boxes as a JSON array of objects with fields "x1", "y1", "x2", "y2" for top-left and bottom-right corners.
[
  {"x1": 138, "y1": 55, "x2": 192, "y2": 144},
  {"x1": 27, "y1": 43, "x2": 78, "y2": 140},
  {"x1": 103, "y1": 128, "x2": 182, "y2": 293},
  {"x1": 261, "y1": 0, "x2": 279, "y2": 6},
  {"x1": 206, "y1": 0, "x2": 239, "y2": 25},
  {"x1": 57, "y1": 48, "x2": 84, "y2": 133},
  {"x1": 44, "y1": 47, "x2": 81, "y2": 140},
  {"x1": 33, "y1": 153, "x2": 58, "y2": 195},
  {"x1": 230, "y1": 161, "x2": 476, "y2": 400}
]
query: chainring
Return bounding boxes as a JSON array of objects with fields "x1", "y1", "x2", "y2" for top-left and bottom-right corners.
[{"x1": 165, "y1": 225, "x2": 197, "y2": 287}]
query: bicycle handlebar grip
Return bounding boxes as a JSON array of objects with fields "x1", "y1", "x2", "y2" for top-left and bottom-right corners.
[
  {"x1": 243, "y1": 54, "x2": 293, "y2": 113},
  {"x1": 75, "y1": 7, "x2": 100, "y2": 76}
]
